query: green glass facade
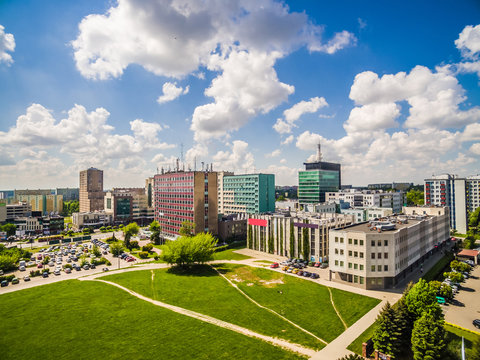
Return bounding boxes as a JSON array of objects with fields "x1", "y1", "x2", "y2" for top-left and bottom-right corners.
[
  {"x1": 116, "y1": 198, "x2": 131, "y2": 219},
  {"x1": 223, "y1": 174, "x2": 275, "y2": 214},
  {"x1": 298, "y1": 170, "x2": 340, "y2": 203}
]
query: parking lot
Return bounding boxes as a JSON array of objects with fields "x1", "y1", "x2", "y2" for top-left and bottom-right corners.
[
  {"x1": 444, "y1": 263, "x2": 480, "y2": 332},
  {"x1": 0, "y1": 239, "x2": 151, "y2": 293}
]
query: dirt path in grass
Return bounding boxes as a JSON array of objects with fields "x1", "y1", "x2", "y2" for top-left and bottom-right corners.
[
  {"x1": 90, "y1": 279, "x2": 316, "y2": 357},
  {"x1": 327, "y1": 287, "x2": 348, "y2": 330},
  {"x1": 210, "y1": 265, "x2": 328, "y2": 346}
]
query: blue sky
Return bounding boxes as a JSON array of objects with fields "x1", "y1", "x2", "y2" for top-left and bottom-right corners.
[{"x1": 1, "y1": 0, "x2": 480, "y2": 189}]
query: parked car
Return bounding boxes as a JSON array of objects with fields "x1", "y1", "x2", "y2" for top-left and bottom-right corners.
[
  {"x1": 270, "y1": 262, "x2": 279, "y2": 269},
  {"x1": 1, "y1": 280, "x2": 8, "y2": 287},
  {"x1": 83, "y1": 265, "x2": 90, "y2": 270},
  {"x1": 314, "y1": 262, "x2": 320, "y2": 267},
  {"x1": 11, "y1": 278, "x2": 19, "y2": 285},
  {"x1": 37, "y1": 263, "x2": 43, "y2": 269},
  {"x1": 54, "y1": 270, "x2": 61, "y2": 276},
  {"x1": 102, "y1": 267, "x2": 109, "y2": 272},
  {"x1": 19, "y1": 266, "x2": 26, "y2": 271},
  {"x1": 90, "y1": 264, "x2": 96, "y2": 269},
  {"x1": 292, "y1": 268, "x2": 299, "y2": 274},
  {"x1": 23, "y1": 275, "x2": 30, "y2": 281},
  {"x1": 42, "y1": 272, "x2": 49, "y2": 278},
  {"x1": 282, "y1": 266, "x2": 289, "y2": 271},
  {"x1": 286, "y1": 268, "x2": 293, "y2": 273},
  {"x1": 436, "y1": 296, "x2": 446, "y2": 304},
  {"x1": 310, "y1": 273, "x2": 319, "y2": 279},
  {"x1": 297, "y1": 270, "x2": 304, "y2": 276},
  {"x1": 473, "y1": 319, "x2": 480, "y2": 329},
  {"x1": 64, "y1": 268, "x2": 72, "y2": 274},
  {"x1": 320, "y1": 263, "x2": 328, "y2": 269}
]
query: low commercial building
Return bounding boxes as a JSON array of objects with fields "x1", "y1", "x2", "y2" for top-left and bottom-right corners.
[
  {"x1": 248, "y1": 211, "x2": 354, "y2": 261},
  {"x1": 6, "y1": 202, "x2": 32, "y2": 220},
  {"x1": 14, "y1": 217, "x2": 43, "y2": 235},
  {"x1": 329, "y1": 206, "x2": 450, "y2": 289},
  {"x1": 72, "y1": 211, "x2": 113, "y2": 229},
  {"x1": 217, "y1": 213, "x2": 248, "y2": 243},
  {"x1": 326, "y1": 189, "x2": 404, "y2": 213}
]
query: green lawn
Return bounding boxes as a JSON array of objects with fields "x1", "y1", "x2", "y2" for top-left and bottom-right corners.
[
  {"x1": 215, "y1": 263, "x2": 380, "y2": 343},
  {"x1": 254, "y1": 260, "x2": 274, "y2": 264},
  {"x1": 102, "y1": 265, "x2": 323, "y2": 350},
  {"x1": 0, "y1": 280, "x2": 304, "y2": 360},
  {"x1": 212, "y1": 247, "x2": 252, "y2": 261}
]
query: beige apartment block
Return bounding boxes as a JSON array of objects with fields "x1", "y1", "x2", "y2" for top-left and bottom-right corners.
[{"x1": 79, "y1": 168, "x2": 104, "y2": 213}]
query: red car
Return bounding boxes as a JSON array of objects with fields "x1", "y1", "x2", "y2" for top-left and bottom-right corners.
[
  {"x1": 270, "y1": 262, "x2": 279, "y2": 268},
  {"x1": 37, "y1": 263, "x2": 43, "y2": 268},
  {"x1": 314, "y1": 262, "x2": 321, "y2": 267},
  {"x1": 126, "y1": 257, "x2": 135, "y2": 262}
]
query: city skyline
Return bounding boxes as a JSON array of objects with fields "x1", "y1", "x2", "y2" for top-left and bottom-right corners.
[{"x1": 1, "y1": 1, "x2": 480, "y2": 189}]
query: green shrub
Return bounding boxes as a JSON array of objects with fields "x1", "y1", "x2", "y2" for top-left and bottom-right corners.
[
  {"x1": 139, "y1": 251, "x2": 149, "y2": 259},
  {"x1": 130, "y1": 240, "x2": 139, "y2": 249},
  {"x1": 0, "y1": 274, "x2": 15, "y2": 282},
  {"x1": 63, "y1": 264, "x2": 72, "y2": 270},
  {"x1": 142, "y1": 243, "x2": 153, "y2": 252},
  {"x1": 29, "y1": 270, "x2": 42, "y2": 277}
]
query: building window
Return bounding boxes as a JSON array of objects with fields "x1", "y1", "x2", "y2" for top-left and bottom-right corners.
[
  {"x1": 384, "y1": 253, "x2": 388, "y2": 259},
  {"x1": 340, "y1": 261, "x2": 344, "y2": 267},
  {"x1": 360, "y1": 264, "x2": 364, "y2": 270},
  {"x1": 348, "y1": 250, "x2": 352, "y2": 256},
  {"x1": 348, "y1": 263, "x2": 352, "y2": 269},
  {"x1": 384, "y1": 240, "x2": 388, "y2": 246},
  {"x1": 377, "y1": 265, "x2": 382, "y2": 272},
  {"x1": 354, "y1": 239, "x2": 358, "y2": 245},
  {"x1": 354, "y1": 263, "x2": 358, "y2": 270},
  {"x1": 360, "y1": 252, "x2": 364, "y2": 258},
  {"x1": 354, "y1": 275, "x2": 358, "y2": 283},
  {"x1": 360, "y1": 240, "x2": 364, "y2": 246},
  {"x1": 354, "y1": 251, "x2": 358, "y2": 257},
  {"x1": 371, "y1": 240, "x2": 375, "y2": 246},
  {"x1": 371, "y1": 265, "x2": 375, "y2": 272},
  {"x1": 335, "y1": 260, "x2": 338, "y2": 266},
  {"x1": 340, "y1": 249, "x2": 344, "y2": 255},
  {"x1": 340, "y1": 238, "x2": 344, "y2": 243},
  {"x1": 378, "y1": 253, "x2": 382, "y2": 259},
  {"x1": 335, "y1": 248, "x2": 339, "y2": 255},
  {"x1": 384, "y1": 265, "x2": 389, "y2": 271},
  {"x1": 348, "y1": 238, "x2": 352, "y2": 245},
  {"x1": 377, "y1": 240, "x2": 381, "y2": 246},
  {"x1": 335, "y1": 237, "x2": 338, "y2": 243},
  {"x1": 360, "y1": 276, "x2": 364, "y2": 284},
  {"x1": 371, "y1": 253, "x2": 375, "y2": 259}
]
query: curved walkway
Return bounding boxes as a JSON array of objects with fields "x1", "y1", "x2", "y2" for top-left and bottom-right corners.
[
  {"x1": 90, "y1": 278, "x2": 315, "y2": 357},
  {"x1": 327, "y1": 287, "x2": 348, "y2": 330},
  {"x1": 211, "y1": 265, "x2": 328, "y2": 345}
]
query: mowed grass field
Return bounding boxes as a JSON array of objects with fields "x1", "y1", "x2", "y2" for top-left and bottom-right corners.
[
  {"x1": 102, "y1": 266, "x2": 323, "y2": 350},
  {"x1": 0, "y1": 280, "x2": 304, "y2": 360},
  {"x1": 104, "y1": 263, "x2": 379, "y2": 347},
  {"x1": 215, "y1": 263, "x2": 380, "y2": 343}
]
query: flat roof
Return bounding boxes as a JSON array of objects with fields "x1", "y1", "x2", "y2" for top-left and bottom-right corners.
[
  {"x1": 457, "y1": 249, "x2": 479, "y2": 257},
  {"x1": 333, "y1": 216, "x2": 424, "y2": 233}
]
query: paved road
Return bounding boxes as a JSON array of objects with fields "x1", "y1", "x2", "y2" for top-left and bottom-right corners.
[{"x1": 444, "y1": 264, "x2": 480, "y2": 333}]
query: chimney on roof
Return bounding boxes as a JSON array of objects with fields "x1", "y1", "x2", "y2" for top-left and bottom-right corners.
[{"x1": 317, "y1": 142, "x2": 322, "y2": 162}]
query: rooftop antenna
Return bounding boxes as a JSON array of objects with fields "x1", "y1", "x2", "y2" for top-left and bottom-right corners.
[
  {"x1": 317, "y1": 142, "x2": 323, "y2": 162},
  {"x1": 194, "y1": 157, "x2": 197, "y2": 171},
  {"x1": 180, "y1": 143, "x2": 184, "y2": 163},
  {"x1": 176, "y1": 158, "x2": 180, "y2": 171},
  {"x1": 201, "y1": 161, "x2": 204, "y2": 171}
]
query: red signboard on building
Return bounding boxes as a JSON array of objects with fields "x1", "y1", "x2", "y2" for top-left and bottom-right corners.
[{"x1": 248, "y1": 218, "x2": 267, "y2": 227}]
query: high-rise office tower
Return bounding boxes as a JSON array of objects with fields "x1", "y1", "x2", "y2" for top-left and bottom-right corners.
[{"x1": 79, "y1": 168, "x2": 104, "y2": 212}]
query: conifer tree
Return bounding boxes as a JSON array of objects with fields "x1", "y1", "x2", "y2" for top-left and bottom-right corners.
[
  {"x1": 289, "y1": 222, "x2": 295, "y2": 257},
  {"x1": 279, "y1": 222, "x2": 284, "y2": 256},
  {"x1": 247, "y1": 224, "x2": 252, "y2": 249},
  {"x1": 411, "y1": 313, "x2": 445, "y2": 360},
  {"x1": 372, "y1": 302, "x2": 401, "y2": 358},
  {"x1": 302, "y1": 227, "x2": 310, "y2": 260}
]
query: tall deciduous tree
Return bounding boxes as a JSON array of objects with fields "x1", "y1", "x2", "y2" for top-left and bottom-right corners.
[
  {"x1": 268, "y1": 226, "x2": 274, "y2": 254},
  {"x1": 123, "y1": 222, "x2": 139, "y2": 250},
  {"x1": 149, "y1": 220, "x2": 162, "y2": 245},
  {"x1": 179, "y1": 221, "x2": 195, "y2": 237},
  {"x1": 373, "y1": 302, "x2": 401, "y2": 358},
  {"x1": 405, "y1": 278, "x2": 443, "y2": 322},
  {"x1": 302, "y1": 227, "x2": 310, "y2": 261},
  {"x1": 289, "y1": 222, "x2": 295, "y2": 257},
  {"x1": 279, "y1": 222, "x2": 284, "y2": 256},
  {"x1": 1, "y1": 223, "x2": 16, "y2": 237},
  {"x1": 161, "y1": 233, "x2": 217, "y2": 267},
  {"x1": 411, "y1": 313, "x2": 445, "y2": 360},
  {"x1": 247, "y1": 224, "x2": 252, "y2": 249}
]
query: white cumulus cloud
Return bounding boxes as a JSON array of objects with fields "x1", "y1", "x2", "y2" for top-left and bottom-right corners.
[
  {"x1": 0, "y1": 24, "x2": 15, "y2": 65},
  {"x1": 157, "y1": 82, "x2": 189, "y2": 104},
  {"x1": 213, "y1": 140, "x2": 255, "y2": 173},
  {"x1": 274, "y1": 96, "x2": 328, "y2": 134}
]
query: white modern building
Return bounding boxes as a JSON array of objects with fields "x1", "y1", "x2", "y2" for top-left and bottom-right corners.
[
  {"x1": 326, "y1": 189, "x2": 404, "y2": 213},
  {"x1": 341, "y1": 207, "x2": 393, "y2": 223},
  {"x1": 424, "y1": 174, "x2": 480, "y2": 233},
  {"x1": 329, "y1": 206, "x2": 450, "y2": 289}
]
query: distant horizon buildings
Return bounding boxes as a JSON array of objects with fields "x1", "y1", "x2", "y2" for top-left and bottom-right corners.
[
  {"x1": 79, "y1": 168, "x2": 104, "y2": 213},
  {"x1": 298, "y1": 143, "x2": 341, "y2": 203},
  {"x1": 424, "y1": 173, "x2": 480, "y2": 233}
]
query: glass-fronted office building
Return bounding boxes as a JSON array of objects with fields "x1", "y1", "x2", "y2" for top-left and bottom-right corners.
[{"x1": 298, "y1": 161, "x2": 341, "y2": 203}]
